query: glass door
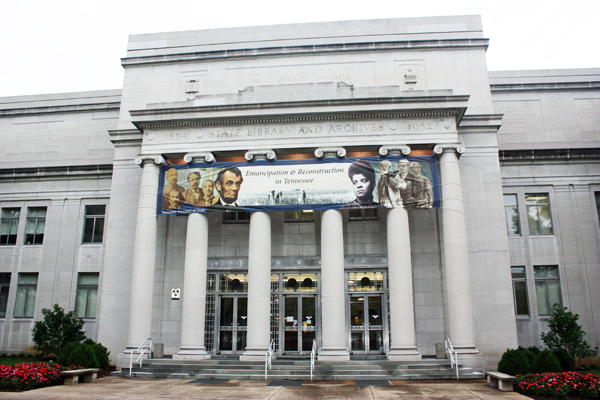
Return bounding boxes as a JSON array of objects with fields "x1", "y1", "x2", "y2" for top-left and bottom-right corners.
[
  {"x1": 282, "y1": 295, "x2": 317, "y2": 355},
  {"x1": 217, "y1": 296, "x2": 247, "y2": 353},
  {"x1": 349, "y1": 294, "x2": 384, "y2": 354}
]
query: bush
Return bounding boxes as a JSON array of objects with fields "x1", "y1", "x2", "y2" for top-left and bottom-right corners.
[
  {"x1": 57, "y1": 343, "x2": 99, "y2": 369},
  {"x1": 31, "y1": 304, "x2": 86, "y2": 357},
  {"x1": 83, "y1": 340, "x2": 110, "y2": 369},
  {"x1": 498, "y1": 349, "x2": 531, "y2": 376},
  {"x1": 541, "y1": 305, "x2": 598, "y2": 370},
  {"x1": 533, "y1": 350, "x2": 563, "y2": 373},
  {"x1": 527, "y1": 346, "x2": 541, "y2": 355},
  {"x1": 56, "y1": 341, "x2": 80, "y2": 366},
  {"x1": 517, "y1": 372, "x2": 600, "y2": 398}
]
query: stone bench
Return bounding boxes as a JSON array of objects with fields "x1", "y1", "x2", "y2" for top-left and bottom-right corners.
[
  {"x1": 486, "y1": 371, "x2": 516, "y2": 391},
  {"x1": 60, "y1": 368, "x2": 101, "y2": 385}
]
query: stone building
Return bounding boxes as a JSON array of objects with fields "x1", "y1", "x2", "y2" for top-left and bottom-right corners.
[{"x1": 0, "y1": 16, "x2": 598, "y2": 372}]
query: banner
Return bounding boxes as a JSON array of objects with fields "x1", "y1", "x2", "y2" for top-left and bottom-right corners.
[{"x1": 158, "y1": 156, "x2": 439, "y2": 215}]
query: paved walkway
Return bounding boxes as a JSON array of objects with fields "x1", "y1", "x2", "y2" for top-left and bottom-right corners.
[{"x1": 0, "y1": 377, "x2": 530, "y2": 399}]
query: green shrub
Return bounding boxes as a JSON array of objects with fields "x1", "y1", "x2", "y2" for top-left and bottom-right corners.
[
  {"x1": 532, "y1": 350, "x2": 563, "y2": 373},
  {"x1": 552, "y1": 349, "x2": 573, "y2": 372},
  {"x1": 69, "y1": 343, "x2": 99, "y2": 368},
  {"x1": 31, "y1": 304, "x2": 85, "y2": 357},
  {"x1": 521, "y1": 349, "x2": 536, "y2": 370},
  {"x1": 56, "y1": 341, "x2": 80, "y2": 366},
  {"x1": 527, "y1": 346, "x2": 541, "y2": 355},
  {"x1": 498, "y1": 349, "x2": 531, "y2": 376}
]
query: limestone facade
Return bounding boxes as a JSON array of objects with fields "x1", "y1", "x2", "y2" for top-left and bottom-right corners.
[{"x1": 0, "y1": 16, "x2": 598, "y2": 372}]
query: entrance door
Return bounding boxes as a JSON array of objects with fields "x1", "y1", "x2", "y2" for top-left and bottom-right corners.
[
  {"x1": 282, "y1": 295, "x2": 317, "y2": 355},
  {"x1": 349, "y1": 294, "x2": 385, "y2": 354},
  {"x1": 217, "y1": 296, "x2": 247, "y2": 353}
]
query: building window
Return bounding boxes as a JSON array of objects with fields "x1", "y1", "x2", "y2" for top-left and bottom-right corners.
[
  {"x1": 503, "y1": 195, "x2": 520, "y2": 235},
  {"x1": 284, "y1": 210, "x2": 314, "y2": 222},
  {"x1": 222, "y1": 211, "x2": 250, "y2": 224},
  {"x1": 1, "y1": 208, "x2": 20, "y2": 245},
  {"x1": 511, "y1": 267, "x2": 529, "y2": 316},
  {"x1": 0, "y1": 273, "x2": 10, "y2": 318},
  {"x1": 24, "y1": 207, "x2": 46, "y2": 245},
  {"x1": 14, "y1": 273, "x2": 38, "y2": 318},
  {"x1": 348, "y1": 208, "x2": 378, "y2": 221},
  {"x1": 83, "y1": 205, "x2": 106, "y2": 243},
  {"x1": 526, "y1": 193, "x2": 553, "y2": 235},
  {"x1": 534, "y1": 266, "x2": 561, "y2": 316},
  {"x1": 75, "y1": 273, "x2": 99, "y2": 319}
]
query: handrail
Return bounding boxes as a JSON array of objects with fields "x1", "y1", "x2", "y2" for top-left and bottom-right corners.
[
  {"x1": 265, "y1": 339, "x2": 275, "y2": 380},
  {"x1": 445, "y1": 337, "x2": 459, "y2": 380},
  {"x1": 129, "y1": 338, "x2": 153, "y2": 377},
  {"x1": 310, "y1": 339, "x2": 316, "y2": 381}
]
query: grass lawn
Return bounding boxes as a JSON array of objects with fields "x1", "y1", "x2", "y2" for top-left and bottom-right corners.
[{"x1": 0, "y1": 357, "x2": 49, "y2": 366}]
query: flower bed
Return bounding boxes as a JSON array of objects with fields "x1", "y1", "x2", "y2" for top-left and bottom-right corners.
[
  {"x1": 0, "y1": 362, "x2": 81, "y2": 391},
  {"x1": 517, "y1": 372, "x2": 600, "y2": 398}
]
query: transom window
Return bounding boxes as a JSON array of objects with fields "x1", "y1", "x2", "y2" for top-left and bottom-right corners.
[
  {"x1": 347, "y1": 272, "x2": 385, "y2": 291},
  {"x1": 83, "y1": 205, "x2": 106, "y2": 244},
  {"x1": 285, "y1": 210, "x2": 314, "y2": 222},
  {"x1": 348, "y1": 208, "x2": 378, "y2": 221},
  {"x1": 25, "y1": 207, "x2": 46, "y2": 245},
  {"x1": 222, "y1": 211, "x2": 250, "y2": 224},
  {"x1": 1, "y1": 208, "x2": 20, "y2": 246}
]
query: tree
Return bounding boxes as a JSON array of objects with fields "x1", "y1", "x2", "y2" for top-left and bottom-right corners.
[
  {"x1": 31, "y1": 304, "x2": 86, "y2": 357},
  {"x1": 540, "y1": 304, "x2": 598, "y2": 370}
]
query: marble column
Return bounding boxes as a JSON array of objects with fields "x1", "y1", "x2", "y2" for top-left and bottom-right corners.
[
  {"x1": 318, "y1": 209, "x2": 350, "y2": 361},
  {"x1": 433, "y1": 144, "x2": 478, "y2": 353},
  {"x1": 387, "y1": 206, "x2": 421, "y2": 361},
  {"x1": 240, "y1": 211, "x2": 272, "y2": 361},
  {"x1": 125, "y1": 155, "x2": 164, "y2": 351},
  {"x1": 174, "y1": 212, "x2": 210, "y2": 360}
]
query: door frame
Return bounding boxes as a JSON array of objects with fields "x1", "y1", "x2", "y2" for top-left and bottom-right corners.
[{"x1": 279, "y1": 293, "x2": 319, "y2": 356}]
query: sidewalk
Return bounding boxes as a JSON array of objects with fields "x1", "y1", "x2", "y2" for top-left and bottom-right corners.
[{"x1": 0, "y1": 377, "x2": 530, "y2": 399}]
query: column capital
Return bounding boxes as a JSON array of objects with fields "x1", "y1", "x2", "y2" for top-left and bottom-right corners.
[
  {"x1": 183, "y1": 152, "x2": 216, "y2": 163},
  {"x1": 133, "y1": 154, "x2": 166, "y2": 166},
  {"x1": 315, "y1": 147, "x2": 346, "y2": 158},
  {"x1": 433, "y1": 143, "x2": 465, "y2": 157},
  {"x1": 379, "y1": 145, "x2": 411, "y2": 156},
  {"x1": 245, "y1": 149, "x2": 276, "y2": 161}
]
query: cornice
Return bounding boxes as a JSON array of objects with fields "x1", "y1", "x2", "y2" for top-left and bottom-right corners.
[
  {"x1": 130, "y1": 95, "x2": 469, "y2": 130},
  {"x1": 0, "y1": 102, "x2": 120, "y2": 117},
  {"x1": 0, "y1": 164, "x2": 113, "y2": 181},
  {"x1": 108, "y1": 129, "x2": 143, "y2": 148},
  {"x1": 491, "y1": 81, "x2": 600, "y2": 93},
  {"x1": 121, "y1": 38, "x2": 490, "y2": 67}
]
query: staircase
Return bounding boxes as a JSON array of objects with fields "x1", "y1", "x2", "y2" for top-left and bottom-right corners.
[{"x1": 115, "y1": 356, "x2": 484, "y2": 380}]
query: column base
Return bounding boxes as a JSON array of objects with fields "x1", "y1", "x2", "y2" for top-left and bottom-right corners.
[
  {"x1": 318, "y1": 348, "x2": 350, "y2": 361},
  {"x1": 387, "y1": 348, "x2": 422, "y2": 361},
  {"x1": 240, "y1": 348, "x2": 270, "y2": 361},
  {"x1": 173, "y1": 348, "x2": 211, "y2": 360}
]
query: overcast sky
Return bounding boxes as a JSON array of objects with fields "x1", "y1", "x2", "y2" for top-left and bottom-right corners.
[{"x1": 1, "y1": 0, "x2": 598, "y2": 97}]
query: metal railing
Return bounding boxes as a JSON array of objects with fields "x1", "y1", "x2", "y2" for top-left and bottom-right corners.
[
  {"x1": 265, "y1": 339, "x2": 275, "y2": 380},
  {"x1": 310, "y1": 339, "x2": 316, "y2": 381},
  {"x1": 129, "y1": 338, "x2": 153, "y2": 377},
  {"x1": 445, "y1": 337, "x2": 459, "y2": 380}
]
